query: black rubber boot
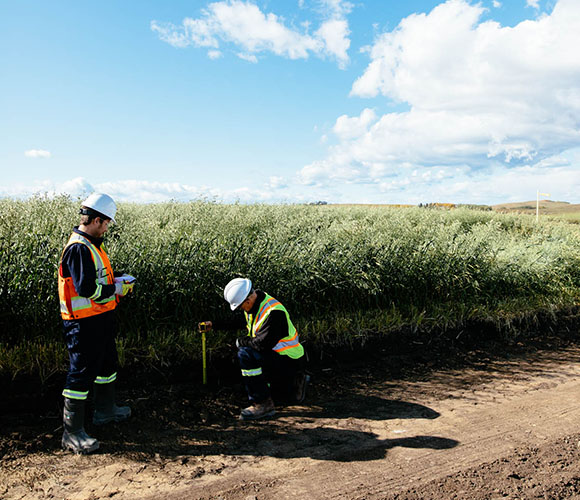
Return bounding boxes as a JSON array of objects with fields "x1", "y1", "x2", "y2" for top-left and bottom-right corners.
[
  {"x1": 93, "y1": 381, "x2": 131, "y2": 425},
  {"x1": 62, "y1": 397, "x2": 99, "y2": 454},
  {"x1": 294, "y1": 371, "x2": 311, "y2": 403}
]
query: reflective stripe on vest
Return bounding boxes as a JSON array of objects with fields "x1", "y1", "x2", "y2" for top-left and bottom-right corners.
[
  {"x1": 244, "y1": 294, "x2": 304, "y2": 359},
  {"x1": 58, "y1": 232, "x2": 117, "y2": 320},
  {"x1": 272, "y1": 330, "x2": 300, "y2": 353}
]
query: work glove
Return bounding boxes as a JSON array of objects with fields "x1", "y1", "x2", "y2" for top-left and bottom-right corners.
[
  {"x1": 115, "y1": 282, "x2": 135, "y2": 297},
  {"x1": 235, "y1": 337, "x2": 250, "y2": 349}
]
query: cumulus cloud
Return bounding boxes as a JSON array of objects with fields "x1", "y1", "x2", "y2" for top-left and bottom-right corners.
[
  {"x1": 298, "y1": 150, "x2": 580, "y2": 205},
  {"x1": 151, "y1": 0, "x2": 351, "y2": 68},
  {"x1": 301, "y1": 0, "x2": 580, "y2": 200},
  {"x1": 3, "y1": 157, "x2": 579, "y2": 205},
  {"x1": 382, "y1": 159, "x2": 580, "y2": 205},
  {"x1": 24, "y1": 149, "x2": 51, "y2": 158},
  {"x1": 61, "y1": 177, "x2": 95, "y2": 198},
  {"x1": 333, "y1": 108, "x2": 377, "y2": 140},
  {"x1": 526, "y1": 0, "x2": 540, "y2": 9},
  {"x1": 315, "y1": 19, "x2": 350, "y2": 69}
]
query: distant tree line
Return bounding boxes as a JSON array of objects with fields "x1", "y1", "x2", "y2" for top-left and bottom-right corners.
[{"x1": 419, "y1": 203, "x2": 492, "y2": 211}]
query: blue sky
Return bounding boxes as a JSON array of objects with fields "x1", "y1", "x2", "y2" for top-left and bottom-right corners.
[{"x1": 2, "y1": 0, "x2": 579, "y2": 204}]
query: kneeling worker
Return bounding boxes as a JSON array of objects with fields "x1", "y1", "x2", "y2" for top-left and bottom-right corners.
[{"x1": 200, "y1": 278, "x2": 309, "y2": 420}]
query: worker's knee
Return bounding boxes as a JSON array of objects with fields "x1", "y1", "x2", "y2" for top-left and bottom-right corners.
[{"x1": 237, "y1": 346, "x2": 262, "y2": 367}]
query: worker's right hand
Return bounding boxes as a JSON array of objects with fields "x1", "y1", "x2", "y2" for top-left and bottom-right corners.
[
  {"x1": 115, "y1": 282, "x2": 135, "y2": 297},
  {"x1": 198, "y1": 321, "x2": 212, "y2": 333}
]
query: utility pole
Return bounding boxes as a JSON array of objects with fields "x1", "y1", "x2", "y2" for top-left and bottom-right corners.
[{"x1": 536, "y1": 190, "x2": 551, "y2": 223}]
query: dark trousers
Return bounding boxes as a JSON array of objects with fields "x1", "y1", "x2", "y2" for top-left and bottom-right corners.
[
  {"x1": 237, "y1": 346, "x2": 304, "y2": 404},
  {"x1": 63, "y1": 311, "x2": 118, "y2": 395}
]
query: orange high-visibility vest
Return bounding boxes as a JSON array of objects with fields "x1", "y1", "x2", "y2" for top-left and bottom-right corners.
[
  {"x1": 58, "y1": 232, "x2": 117, "y2": 320},
  {"x1": 244, "y1": 293, "x2": 304, "y2": 359}
]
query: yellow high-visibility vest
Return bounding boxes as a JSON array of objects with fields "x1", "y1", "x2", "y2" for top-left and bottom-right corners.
[{"x1": 244, "y1": 293, "x2": 304, "y2": 359}]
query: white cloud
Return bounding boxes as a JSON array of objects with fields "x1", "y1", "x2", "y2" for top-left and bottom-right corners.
[
  {"x1": 409, "y1": 160, "x2": 580, "y2": 205},
  {"x1": 301, "y1": 0, "x2": 580, "y2": 198},
  {"x1": 61, "y1": 177, "x2": 95, "y2": 198},
  {"x1": 24, "y1": 149, "x2": 51, "y2": 158},
  {"x1": 237, "y1": 52, "x2": 258, "y2": 63},
  {"x1": 333, "y1": 108, "x2": 377, "y2": 140},
  {"x1": 493, "y1": 1, "x2": 501, "y2": 7},
  {"x1": 321, "y1": 0, "x2": 354, "y2": 18},
  {"x1": 526, "y1": 0, "x2": 540, "y2": 9},
  {"x1": 0, "y1": 177, "x2": 303, "y2": 204},
  {"x1": 0, "y1": 178, "x2": 94, "y2": 201},
  {"x1": 322, "y1": 153, "x2": 580, "y2": 205},
  {"x1": 96, "y1": 180, "x2": 208, "y2": 203},
  {"x1": 0, "y1": 180, "x2": 55, "y2": 198},
  {"x1": 151, "y1": 0, "x2": 351, "y2": 67},
  {"x1": 315, "y1": 18, "x2": 350, "y2": 69},
  {"x1": 267, "y1": 176, "x2": 288, "y2": 189},
  {"x1": 3, "y1": 154, "x2": 580, "y2": 205}
]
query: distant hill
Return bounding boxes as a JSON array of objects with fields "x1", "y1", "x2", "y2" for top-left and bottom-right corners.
[
  {"x1": 328, "y1": 200, "x2": 580, "y2": 216},
  {"x1": 492, "y1": 200, "x2": 580, "y2": 215}
]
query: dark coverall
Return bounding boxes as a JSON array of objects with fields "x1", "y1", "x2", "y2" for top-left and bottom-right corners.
[{"x1": 61, "y1": 227, "x2": 119, "y2": 397}]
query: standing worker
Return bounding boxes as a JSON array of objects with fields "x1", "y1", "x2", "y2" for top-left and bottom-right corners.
[
  {"x1": 58, "y1": 193, "x2": 135, "y2": 454},
  {"x1": 200, "y1": 278, "x2": 309, "y2": 420}
]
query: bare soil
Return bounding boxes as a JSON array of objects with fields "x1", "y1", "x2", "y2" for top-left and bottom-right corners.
[{"x1": 2, "y1": 332, "x2": 580, "y2": 500}]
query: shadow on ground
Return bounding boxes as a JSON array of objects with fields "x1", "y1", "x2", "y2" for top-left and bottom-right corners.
[
  {"x1": 283, "y1": 395, "x2": 440, "y2": 420},
  {"x1": 1, "y1": 389, "x2": 453, "y2": 463},
  {"x1": 4, "y1": 332, "x2": 580, "y2": 464}
]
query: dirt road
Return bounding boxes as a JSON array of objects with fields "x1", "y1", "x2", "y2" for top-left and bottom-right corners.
[{"x1": 3, "y1": 335, "x2": 580, "y2": 499}]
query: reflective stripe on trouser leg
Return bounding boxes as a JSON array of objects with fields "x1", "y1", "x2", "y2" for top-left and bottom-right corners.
[
  {"x1": 95, "y1": 372, "x2": 117, "y2": 384},
  {"x1": 241, "y1": 367, "x2": 262, "y2": 377},
  {"x1": 237, "y1": 346, "x2": 270, "y2": 403},
  {"x1": 62, "y1": 311, "x2": 119, "y2": 400},
  {"x1": 62, "y1": 389, "x2": 89, "y2": 400}
]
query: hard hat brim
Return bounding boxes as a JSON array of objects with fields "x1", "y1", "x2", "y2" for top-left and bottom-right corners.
[{"x1": 80, "y1": 207, "x2": 116, "y2": 223}]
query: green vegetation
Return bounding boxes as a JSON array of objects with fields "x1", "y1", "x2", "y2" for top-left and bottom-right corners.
[
  {"x1": 2, "y1": 196, "x2": 580, "y2": 380},
  {"x1": 547, "y1": 212, "x2": 580, "y2": 224}
]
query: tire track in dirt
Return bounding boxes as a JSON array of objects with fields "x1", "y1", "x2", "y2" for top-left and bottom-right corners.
[
  {"x1": 170, "y1": 349, "x2": 580, "y2": 500},
  {"x1": 4, "y1": 343, "x2": 580, "y2": 499}
]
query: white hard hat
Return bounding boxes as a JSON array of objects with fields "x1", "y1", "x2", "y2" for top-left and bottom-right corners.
[
  {"x1": 81, "y1": 193, "x2": 117, "y2": 223},
  {"x1": 224, "y1": 278, "x2": 252, "y2": 310}
]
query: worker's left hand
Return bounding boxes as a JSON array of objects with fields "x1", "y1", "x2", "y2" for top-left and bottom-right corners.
[{"x1": 235, "y1": 337, "x2": 250, "y2": 349}]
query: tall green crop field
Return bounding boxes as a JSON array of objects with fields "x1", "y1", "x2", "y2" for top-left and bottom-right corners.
[{"x1": 2, "y1": 196, "x2": 580, "y2": 379}]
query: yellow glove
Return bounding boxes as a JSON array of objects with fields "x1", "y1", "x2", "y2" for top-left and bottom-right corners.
[{"x1": 115, "y1": 282, "x2": 135, "y2": 297}]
